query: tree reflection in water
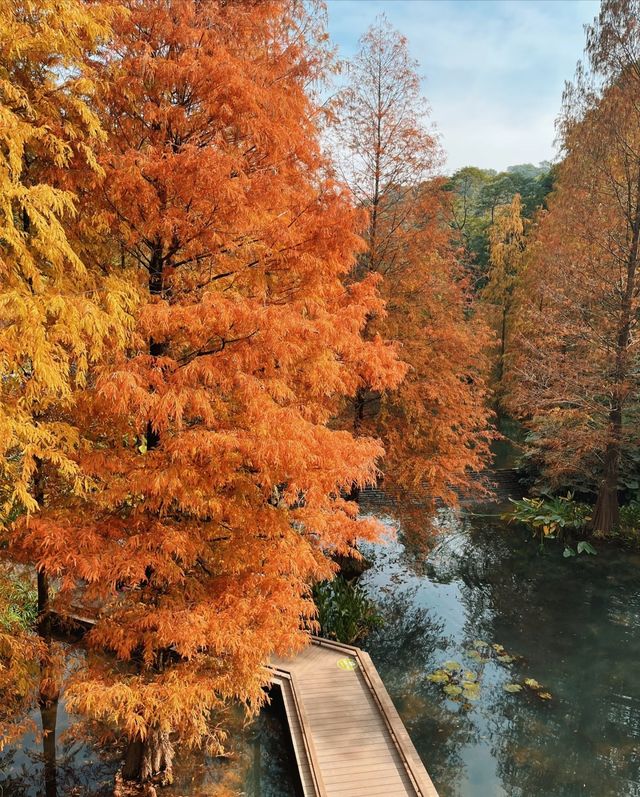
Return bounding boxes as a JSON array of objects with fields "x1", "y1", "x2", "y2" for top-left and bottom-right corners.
[
  {"x1": 361, "y1": 508, "x2": 640, "y2": 797},
  {"x1": 0, "y1": 685, "x2": 302, "y2": 797},
  {"x1": 40, "y1": 698, "x2": 58, "y2": 797},
  {"x1": 0, "y1": 696, "x2": 119, "y2": 797},
  {"x1": 363, "y1": 581, "x2": 476, "y2": 795}
]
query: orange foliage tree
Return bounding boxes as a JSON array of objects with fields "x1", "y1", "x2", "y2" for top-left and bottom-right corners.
[
  {"x1": 507, "y1": 0, "x2": 640, "y2": 533},
  {"x1": 336, "y1": 16, "x2": 493, "y2": 508},
  {"x1": 9, "y1": 0, "x2": 403, "y2": 784}
]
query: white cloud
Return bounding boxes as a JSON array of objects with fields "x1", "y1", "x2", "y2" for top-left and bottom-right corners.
[{"x1": 326, "y1": 0, "x2": 600, "y2": 172}]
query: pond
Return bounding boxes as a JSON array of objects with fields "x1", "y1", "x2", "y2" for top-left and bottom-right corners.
[{"x1": 360, "y1": 503, "x2": 640, "y2": 797}]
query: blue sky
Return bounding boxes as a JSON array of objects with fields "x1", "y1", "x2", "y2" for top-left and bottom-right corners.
[{"x1": 326, "y1": 0, "x2": 600, "y2": 173}]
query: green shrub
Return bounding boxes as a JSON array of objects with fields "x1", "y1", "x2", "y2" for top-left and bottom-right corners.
[
  {"x1": 505, "y1": 493, "x2": 594, "y2": 554},
  {"x1": 0, "y1": 573, "x2": 38, "y2": 631},
  {"x1": 313, "y1": 576, "x2": 382, "y2": 644},
  {"x1": 614, "y1": 501, "x2": 640, "y2": 548}
]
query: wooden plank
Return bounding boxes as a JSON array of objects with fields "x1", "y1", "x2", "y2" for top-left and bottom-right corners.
[{"x1": 355, "y1": 649, "x2": 439, "y2": 797}]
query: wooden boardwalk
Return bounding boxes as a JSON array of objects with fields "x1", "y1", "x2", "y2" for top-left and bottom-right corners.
[
  {"x1": 271, "y1": 637, "x2": 439, "y2": 797},
  {"x1": 54, "y1": 588, "x2": 438, "y2": 796}
]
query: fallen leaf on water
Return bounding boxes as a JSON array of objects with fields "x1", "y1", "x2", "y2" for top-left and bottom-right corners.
[
  {"x1": 463, "y1": 670, "x2": 477, "y2": 681},
  {"x1": 443, "y1": 684, "x2": 463, "y2": 696},
  {"x1": 443, "y1": 660, "x2": 462, "y2": 672},
  {"x1": 538, "y1": 692, "x2": 552, "y2": 700},
  {"x1": 427, "y1": 671, "x2": 450, "y2": 684}
]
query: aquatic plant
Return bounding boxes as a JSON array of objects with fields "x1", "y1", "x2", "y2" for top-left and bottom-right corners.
[
  {"x1": 505, "y1": 494, "x2": 593, "y2": 552},
  {"x1": 504, "y1": 678, "x2": 552, "y2": 701},
  {"x1": 313, "y1": 576, "x2": 383, "y2": 644},
  {"x1": 427, "y1": 661, "x2": 480, "y2": 705},
  {"x1": 428, "y1": 638, "x2": 552, "y2": 708}
]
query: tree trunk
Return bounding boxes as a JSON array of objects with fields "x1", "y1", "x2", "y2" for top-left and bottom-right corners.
[
  {"x1": 37, "y1": 569, "x2": 52, "y2": 642},
  {"x1": 353, "y1": 387, "x2": 366, "y2": 434},
  {"x1": 33, "y1": 457, "x2": 51, "y2": 640},
  {"x1": 591, "y1": 432, "x2": 620, "y2": 536},
  {"x1": 33, "y1": 457, "x2": 60, "y2": 705},
  {"x1": 591, "y1": 166, "x2": 640, "y2": 535},
  {"x1": 122, "y1": 728, "x2": 174, "y2": 784},
  {"x1": 123, "y1": 241, "x2": 174, "y2": 785},
  {"x1": 498, "y1": 305, "x2": 507, "y2": 387},
  {"x1": 494, "y1": 305, "x2": 508, "y2": 420},
  {"x1": 346, "y1": 388, "x2": 368, "y2": 501},
  {"x1": 146, "y1": 240, "x2": 166, "y2": 452}
]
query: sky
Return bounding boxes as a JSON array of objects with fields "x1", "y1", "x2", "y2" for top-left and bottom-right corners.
[{"x1": 326, "y1": 0, "x2": 601, "y2": 174}]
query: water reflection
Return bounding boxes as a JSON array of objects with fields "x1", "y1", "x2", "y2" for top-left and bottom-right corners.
[
  {"x1": 41, "y1": 699, "x2": 58, "y2": 797},
  {"x1": 0, "y1": 695, "x2": 120, "y2": 797},
  {"x1": 362, "y1": 508, "x2": 640, "y2": 797},
  {"x1": 0, "y1": 688, "x2": 301, "y2": 797},
  {"x1": 364, "y1": 580, "x2": 475, "y2": 794}
]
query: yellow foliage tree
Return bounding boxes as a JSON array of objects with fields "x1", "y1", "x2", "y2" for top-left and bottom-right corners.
[
  {"x1": 0, "y1": 0, "x2": 136, "y2": 713},
  {"x1": 482, "y1": 193, "x2": 526, "y2": 406}
]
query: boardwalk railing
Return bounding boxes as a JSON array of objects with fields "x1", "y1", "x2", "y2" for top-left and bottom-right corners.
[
  {"x1": 313, "y1": 637, "x2": 438, "y2": 797},
  {"x1": 270, "y1": 636, "x2": 439, "y2": 797},
  {"x1": 269, "y1": 667, "x2": 328, "y2": 797}
]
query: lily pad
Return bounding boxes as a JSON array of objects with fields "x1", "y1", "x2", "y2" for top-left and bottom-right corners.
[
  {"x1": 427, "y1": 670, "x2": 450, "y2": 684},
  {"x1": 443, "y1": 660, "x2": 462, "y2": 672},
  {"x1": 524, "y1": 678, "x2": 542, "y2": 690},
  {"x1": 504, "y1": 683, "x2": 523, "y2": 693},
  {"x1": 462, "y1": 682, "x2": 481, "y2": 700},
  {"x1": 443, "y1": 684, "x2": 463, "y2": 696}
]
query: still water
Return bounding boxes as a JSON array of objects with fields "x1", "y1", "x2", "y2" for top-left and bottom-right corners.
[{"x1": 361, "y1": 505, "x2": 640, "y2": 797}]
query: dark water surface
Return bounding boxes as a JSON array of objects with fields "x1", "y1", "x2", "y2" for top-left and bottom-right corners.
[{"x1": 360, "y1": 505, "x2": 640, "y2": 797}]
